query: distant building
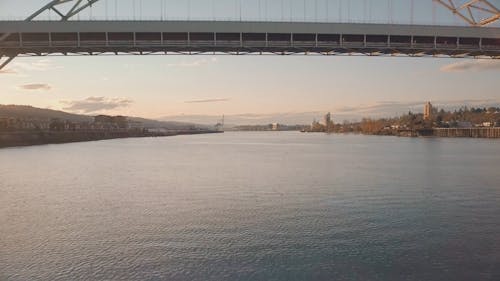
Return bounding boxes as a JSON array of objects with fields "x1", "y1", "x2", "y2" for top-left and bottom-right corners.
[
  {"x1": 457, "y1": 121, "x2": 473, "y2": 128},
  {"x1": 0, "y1": 117, "x2": 9, "y2": 130},
  {"x1": 94, "y1": 115, "x2": 129, "y2": 130},
  {"x1": 49, "y1": 118, "x2": 67, "y2": 131},
  {"x1": 424, "y1": 102, "x2": 433, "y2": 120},
  {"x1": 128, "y1": 121, "x2": 144, "y2": 129},
  {"x1": 0, "y1": 117, "x2": 50, "y2": 130},
  {"x1": 271, "y1": 123, "x2": 280, "y2": 131},
  {"x1": 391, "y1": 125, "x2": 400, "y2": 130}
]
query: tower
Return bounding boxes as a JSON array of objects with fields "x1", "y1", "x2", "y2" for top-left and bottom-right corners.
[
  {"x1": 324, "y1": 112, "x2": 333, "y2": 132},
  {"x1": 424, "y1": 102, "x2": 433, "y2": 120}
]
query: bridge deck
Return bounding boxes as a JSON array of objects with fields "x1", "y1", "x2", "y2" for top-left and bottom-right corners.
[{"x1": 1, "y1": 21, "x2": 499, "y2": 58}]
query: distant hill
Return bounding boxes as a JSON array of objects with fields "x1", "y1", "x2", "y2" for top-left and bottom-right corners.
[
  {"x1": 0, "y1": 104, "x2": 201, "y2": 130},
  {"x1": 128, "y1": 116, "x2": 205, "y2": 130},
  {"x1": 159, "y1": 112, "x2": 318, "y2": 126},
  {"x1": 0, "y1": 104, "x2": 92, "y2": 122}
]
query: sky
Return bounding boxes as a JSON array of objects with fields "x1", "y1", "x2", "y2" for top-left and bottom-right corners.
[{"x1": 1, "y1": 0, "x2": 500, "y2": 124}]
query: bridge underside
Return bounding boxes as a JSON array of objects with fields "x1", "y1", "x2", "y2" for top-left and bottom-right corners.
[
  {"x1": 3, "y1": 46, "x2": 499, "y2": 59},
  {"x1": 1, "y1": 21, "x2": 499, "y2": 62}
]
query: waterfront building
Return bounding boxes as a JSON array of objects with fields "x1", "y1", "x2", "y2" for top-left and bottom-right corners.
[
  {"x1": 457, "y1": 121, "x2": 473, "y2": 128},
  {"x1": 0, "y1": 117, "x2": 51, "y2": 130}
]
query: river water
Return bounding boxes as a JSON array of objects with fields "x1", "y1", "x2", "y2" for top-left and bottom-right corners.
[{"x1": 1, "y1": 132, "x2": 499, "y2": 281}]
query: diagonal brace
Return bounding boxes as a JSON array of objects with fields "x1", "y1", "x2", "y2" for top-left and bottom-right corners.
[
  {"x1": 26, "y1": 0, "x2": 100, "y2": 21},
  {"x1": 1, "y1": 0, "x2": 101, "y2": 70},
  {"x1": 434, "y1": 0, "x2": 500, "y2": 26},
  {"x1": 0, "y1": 56, "x2": 16, "y2": 71}
]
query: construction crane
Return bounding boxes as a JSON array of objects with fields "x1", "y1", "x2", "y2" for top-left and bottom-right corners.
[{"x1": 215, "y1": 115, "x2": 225, "y2": 132}]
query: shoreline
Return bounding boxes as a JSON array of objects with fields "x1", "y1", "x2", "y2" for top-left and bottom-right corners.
[
  {"x1": 301, "y1": 127, "x2": 500, "y2": 139},
  {"x1": 0, "y1": 129, "x2": 222, "y2": 149}
]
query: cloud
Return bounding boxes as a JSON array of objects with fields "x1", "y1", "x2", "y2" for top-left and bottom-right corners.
[
  {"x1": 0, "y1": 68, "x2": 17, "y2": 74},
  {"x1": 18, "y1": 83, "x2": 51, "y2": 91},
  {"x1": 4, "y1": 59, "x2": 63, "y2": 76},
  {"x1": 166, "y1": 57, "x2": 217, "y2": 67},
  {"x1": 335, "y1": 101, "x2": 423, "y2": 114},
  {"x1": 185, "y1": 98, "x2": 230, "y2": 104},
  {"x1": 61, "y1": 96, "x2": 133, "y2": 114},
  {"x1": 15, "y1": 59, "x2": 59, "y2": 71},
  {"x1": 440, "y1": 60, "x2": 500, "y2": 72}
]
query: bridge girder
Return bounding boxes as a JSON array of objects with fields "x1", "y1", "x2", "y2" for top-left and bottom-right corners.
[
  {"x1": 434, "y1": 0, "x2": 500, "y2": 26},
  {"x1": 1, "y1": 0, "x2": 500, "y2": 71}
]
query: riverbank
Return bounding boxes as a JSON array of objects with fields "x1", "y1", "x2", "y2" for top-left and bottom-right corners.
[
  {"x1": 302, "y1": 127, "x2": 500, "y2": 138},
  {"x1": 397, "y1": 128, "x2": 500, "y2": 138},
  {"x1": 0, "y1": 129, "x2": 222, "y2": 148}
]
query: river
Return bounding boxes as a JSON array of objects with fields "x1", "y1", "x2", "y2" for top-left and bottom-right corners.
[{"x1": 1, "y1": 132, "x2": 499, "y2": 280}]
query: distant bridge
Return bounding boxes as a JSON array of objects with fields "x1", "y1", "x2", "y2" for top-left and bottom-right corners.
[{"x1": 1, "y1": 0, "x2": 499, "y2": 70}]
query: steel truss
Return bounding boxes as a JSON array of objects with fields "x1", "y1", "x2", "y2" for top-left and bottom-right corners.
[
  {"x1": 1, "y1": 0, "x2": 499, "y2": 71},
  {"x1": 434, "y1": 0, "x2": 500, "y2": 26},
  {"x1": 26, "y1": 0, "x2": 101, "y2": 21},
  {"x1": 0, "y1": 0, "x2": 100, "y2": 70},
  {"x1": 9, "y1": 47, "x2": 500, "y2": 60}
]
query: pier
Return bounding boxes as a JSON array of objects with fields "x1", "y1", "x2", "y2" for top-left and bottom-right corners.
[{"x1": 433, "y1": 128, "x2": 500, "y2": 138}]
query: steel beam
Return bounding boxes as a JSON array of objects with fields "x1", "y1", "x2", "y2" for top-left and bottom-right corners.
[
  {"x1": 3, "y1": 46, "x2": 498, "y2": 59},
  {"x1": 1, "y1": 21, "x2": 499, "y2": 60},
  {"x1": 434, "y1": 0, "x2": 500, "y2": 26},
  {"x1": 0, "y1": 33, "x2": 9, "y2": 42},
  {"x1": 1, "y1": 0, "x2": 499, "y2": 70},
  {"x1": 0, "y1": 56, "x2": 16, "y2": 71}
]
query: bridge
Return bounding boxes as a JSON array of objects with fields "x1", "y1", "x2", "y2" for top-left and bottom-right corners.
[{"x1": 1, "y1": 0, "x2": 500, "y2": 70}]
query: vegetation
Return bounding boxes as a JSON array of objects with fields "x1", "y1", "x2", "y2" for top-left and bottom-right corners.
[{"x1": 330, "y1": 106, "x2": 500, "y2": 135}]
